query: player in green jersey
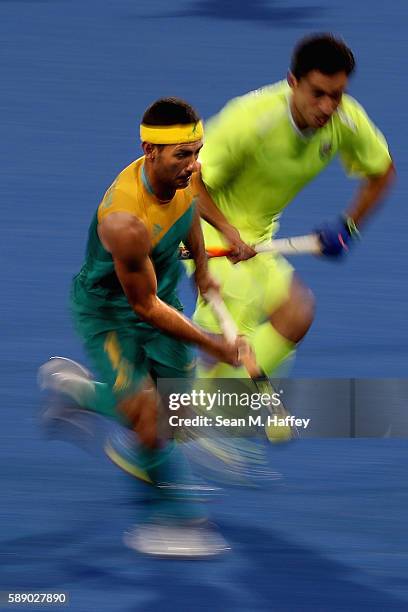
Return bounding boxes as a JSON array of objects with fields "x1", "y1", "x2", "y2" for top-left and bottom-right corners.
[
  {"x1": 39, "y1": 98, "x2": 249, "y2": 557},
  {"x1": 193, "y1": 33, "x2": 395, "y2": 378}
]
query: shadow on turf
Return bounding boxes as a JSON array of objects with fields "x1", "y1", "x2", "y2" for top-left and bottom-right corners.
[
  {"x1": 0, "y1": 522, "x2": 407, "y2": 611},
  {"x1": 137, "y1": 1, "x2": 325, "y2": 27}
]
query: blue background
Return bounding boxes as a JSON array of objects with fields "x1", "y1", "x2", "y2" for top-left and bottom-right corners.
[{"x1": 1, "y1": 1, "x2": 408, "y2": 610}]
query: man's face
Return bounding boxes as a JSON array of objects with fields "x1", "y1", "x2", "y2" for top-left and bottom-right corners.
[
  {"x1": 153, "y1": 140, "x2": 203, "y2": 189},
  {"x1": 289, "y1": 70, "x2": 349, "y2": 129}
]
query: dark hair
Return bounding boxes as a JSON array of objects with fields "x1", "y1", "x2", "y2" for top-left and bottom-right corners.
[
  {"x1": 290, "y1": 33, "x2": 355, "y2": 80},
  {"x1": 142, "y1": 97, "x2": 200, "y2": 126}
]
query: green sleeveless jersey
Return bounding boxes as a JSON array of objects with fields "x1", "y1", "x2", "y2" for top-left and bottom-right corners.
[{"x1": 71, "y1": 157, "x2": 197, "y2": 323}]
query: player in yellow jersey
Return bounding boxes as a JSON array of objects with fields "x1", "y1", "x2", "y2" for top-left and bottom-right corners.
[
  {"x1": 193, "y1": 33, "x2": 395, "y2": 378},
  {"x1": 39, "y1": 98, "x2": 249, "y2": 557}
]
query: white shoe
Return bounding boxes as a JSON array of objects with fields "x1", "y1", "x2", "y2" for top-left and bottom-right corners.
[
  {"x1": 38, "y1": 356, "x2": 93, "y2": 403},
  {"x1": 123, "y1": 523, "x2": 230, "y2": 558},
  {"x1": 38, "y1": 357, "x2": 101, "y2": 452}
]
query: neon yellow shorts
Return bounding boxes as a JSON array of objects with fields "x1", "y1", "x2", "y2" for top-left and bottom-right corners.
[{"x1": 193, "y1": 252, "x2": 293, "y2": 335}]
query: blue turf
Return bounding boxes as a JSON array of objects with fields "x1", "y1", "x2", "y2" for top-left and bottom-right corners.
[{"x1": 1, "y1": 0, "x2": 408, "y2": 609}]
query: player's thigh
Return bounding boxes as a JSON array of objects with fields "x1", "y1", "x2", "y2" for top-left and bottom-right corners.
[
  {"x1": 145, "y1": 332, "x2": 196, "y2": 380},
  {"x1": 74, "y1": 312, "x2": 149, "y2": 399},
  {"x1": 193, "y1": 254, "x2": 294, "y2": 334},
  {"x1": 145, "y1": 334, "x2": 196, "y2": 439}
]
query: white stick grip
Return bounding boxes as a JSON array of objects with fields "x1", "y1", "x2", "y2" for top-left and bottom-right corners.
[
  {"x1": 204, "y1": 290, "x2": 264, "y2": 379},
  {"x1": 204, "y1": 290, "x2": 238, "y2": 344},
  {"x1": 255, "y1": 233, "x2": 321, "y2": 255}
]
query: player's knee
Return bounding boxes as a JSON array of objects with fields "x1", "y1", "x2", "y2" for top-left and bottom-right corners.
[
  {"x1": 118, "y1": 389, "x2": 159, "y2": 448},
  {"x1": 295, "y1": 287, "x2": 315, "y2": 336},
  {"x1": 136, "y1": 401, "x2": 159, "y2": 448},
  {"x1": 136, "y1": 420, "x2": 158, "y2": 448},
  {"x1": 270, "y1": 283, "x2": 315, "y2": 342}
]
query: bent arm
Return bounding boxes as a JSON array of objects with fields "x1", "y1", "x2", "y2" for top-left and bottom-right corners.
[
  {"x1": 196, "y1": 172, "x2": 235, "y2": 236},
  {"x1": 184, "y1": 205, "x2": 209, "y2": 277},
  {"x1": 195, "y1": 172, "x2": 256, "y2": 261},
  {"x1": 345, "y1": 162, "x2": 395, "y2": 227},
  {"x1": 338, "y1": 98, "x2": 395, "y2": 227},
  {"x1": 98, "y1": 212, "x2": 237, "y2": 361}
]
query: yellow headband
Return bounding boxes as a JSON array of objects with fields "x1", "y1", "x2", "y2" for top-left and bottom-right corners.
[{"x1": 140, "y1": 121, "x2": 204, "y2": 145}]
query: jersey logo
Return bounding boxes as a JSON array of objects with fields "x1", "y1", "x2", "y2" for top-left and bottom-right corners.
[
  {"x1": 153, "y1": 223, "x2": 163, "y2": 237},
  {"x1": 101, "y1": 190, "x2": 113, "y2": 209},
  {"x1": 101, "y1": 179, "x2": 118, "y2": 209},
  {"x1": 319, "y1": 141, "x2": 332, "y2": 160}
]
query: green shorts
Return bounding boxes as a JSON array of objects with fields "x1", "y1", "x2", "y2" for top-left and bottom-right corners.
[
  {"x1": 71, "y1": 307, "x2": 196, "y2": 403},
  {"x1": 193, "y1": 252, "x2": 294, "y2": 334}
]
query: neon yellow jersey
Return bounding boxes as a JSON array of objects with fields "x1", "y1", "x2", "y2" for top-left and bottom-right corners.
[{"x1": 200, "y1": 80, "x2": 391, "y2": 245}]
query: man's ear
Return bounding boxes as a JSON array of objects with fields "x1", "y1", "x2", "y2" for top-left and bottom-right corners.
[
  {"x1": 142, "y1": 142, "x2": 156, "y2": 160},
  {"x1": 287, "y1": 71, "x2": 297, "y2": 89}
]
